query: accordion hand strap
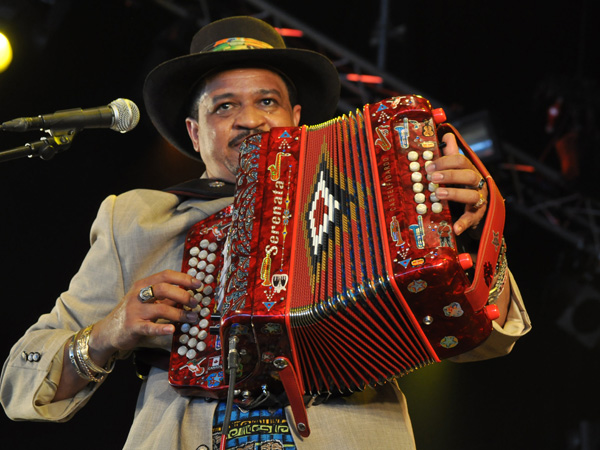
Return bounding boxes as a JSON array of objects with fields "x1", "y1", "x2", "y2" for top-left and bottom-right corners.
[{"x1": 274, "y1": 357, "x2": 310, "y2": 438}]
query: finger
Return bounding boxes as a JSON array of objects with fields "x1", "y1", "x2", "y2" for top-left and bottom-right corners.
[
  {"x1": 441, "y1": 133, "x2": 460, "y2": 156},
  {"x1": 146, "y1": 282, "x2": 200, "y2": 308}
]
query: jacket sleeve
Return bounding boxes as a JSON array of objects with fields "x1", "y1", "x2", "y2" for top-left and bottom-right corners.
[
  {"x1": 0, "y1": 194, "x2": 126, "y2": 421},
  {"x1": 449, "y1": 270, "x2": 531, "y2": 362}
]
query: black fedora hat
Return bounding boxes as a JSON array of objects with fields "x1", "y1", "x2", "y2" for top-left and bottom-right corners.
[{"x1": 143, "y1": 16, "x2": 341, "y2": 161}]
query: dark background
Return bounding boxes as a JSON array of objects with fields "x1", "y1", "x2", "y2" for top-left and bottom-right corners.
[{"x1": 1, "y1": 1, "x2": 599, "y2": 448}]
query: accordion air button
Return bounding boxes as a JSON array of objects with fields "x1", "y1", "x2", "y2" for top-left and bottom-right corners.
[
  {"x1": 458, "y1": 253, "x2": 473, "y2": 270},
  {"x1": 432, "y1": 202, "x2": 443, "y2": 213},
  {"x1": 485, "y1": 304, "x2": 500, "y2": 320},
  {"x1": 189, "y1": 246, "x2": 200, "y2": 257},
  {"x1": 416, "y1": 204, "x2": 427, "y2": 215},
  {"x1": 407, "y1": 151, "x2": 419, "y2": 161},
  {"x1": 411, "y1": 172, "x2": 423, "y2": 183},
  {"x1": 200, "y1": 239, "x2": 209, "y2": 249}
]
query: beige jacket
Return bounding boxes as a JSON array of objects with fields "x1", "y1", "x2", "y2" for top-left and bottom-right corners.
[{"x1": 0, "y1": 188, "x2": 531, "y2": 449}]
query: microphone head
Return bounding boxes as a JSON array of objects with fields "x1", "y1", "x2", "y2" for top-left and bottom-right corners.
[{"x1": 109, "y1": 98, "x2": 140, "y2": 133}]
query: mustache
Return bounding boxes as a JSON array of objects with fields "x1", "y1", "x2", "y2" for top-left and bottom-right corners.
[{"x1": 228, "y1": 129, "x2": 264, "y2": 148}]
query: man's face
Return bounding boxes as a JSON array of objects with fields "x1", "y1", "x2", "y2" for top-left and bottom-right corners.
[{"x1": 186, "y1": 68, "x2": 302, "y2": 183}]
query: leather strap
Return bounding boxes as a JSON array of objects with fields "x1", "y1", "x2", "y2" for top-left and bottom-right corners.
[{"x1": 165, "y1": 178, "x2": 235, "y2": 200}]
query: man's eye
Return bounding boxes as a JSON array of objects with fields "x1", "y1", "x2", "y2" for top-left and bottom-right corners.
[
  {"x1": 215, "y1": 103, "x2": 232, "y2": 113},
  {"x1": 261, "y1": 98, "x2": 276, "y2": 106}
]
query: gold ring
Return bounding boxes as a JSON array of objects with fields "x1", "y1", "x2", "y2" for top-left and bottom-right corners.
[{"x1": 473, "y1": 191, "x2": 487, "y2": 209}]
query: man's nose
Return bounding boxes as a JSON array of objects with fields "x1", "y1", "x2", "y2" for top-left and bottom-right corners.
[{"x1": 234, "y1": 105, "x2": 267, "y2": 130}]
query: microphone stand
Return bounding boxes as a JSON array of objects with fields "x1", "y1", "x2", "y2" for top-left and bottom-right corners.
[{"x1": 0, "y1": 129, "x2": 78, "y2": 163}]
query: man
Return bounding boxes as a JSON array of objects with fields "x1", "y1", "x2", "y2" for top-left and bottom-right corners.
[{"x1": 0, "y1": 16, "x2": 530, "y2": 449}]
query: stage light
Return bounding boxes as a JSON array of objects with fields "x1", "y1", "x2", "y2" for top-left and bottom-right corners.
[
  {"x1": 275, "y1": 27, "x2": 304, "y2": 38},
  {"x1": 0, "y1": 32, "x2": 13, "y2": 73},
  {"x1": 344, "y1": 74, "x2": 384, "y2": 84}
]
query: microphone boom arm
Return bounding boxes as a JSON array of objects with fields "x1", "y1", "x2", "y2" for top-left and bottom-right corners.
[{"x1": 0, "y1": 129, "x2": 77, "y2": 163}]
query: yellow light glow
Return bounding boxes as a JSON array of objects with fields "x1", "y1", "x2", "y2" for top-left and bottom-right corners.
[{"x1": 0, "y1": 32, "x2": 14, "y2": 73}]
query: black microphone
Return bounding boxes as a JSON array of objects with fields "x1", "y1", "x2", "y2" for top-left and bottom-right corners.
[{"x1": 1, "y1": 98, "x2": 140, "y2": 133}]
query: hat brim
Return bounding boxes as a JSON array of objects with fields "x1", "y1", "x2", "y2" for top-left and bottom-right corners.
[{"x1": 143, "y1": 48, "x2": 340, "y2": 161}]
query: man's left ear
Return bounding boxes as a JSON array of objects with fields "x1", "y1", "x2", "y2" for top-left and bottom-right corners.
[{"x1": 293, "y1": 105, "x2": 302, "y2": 127}]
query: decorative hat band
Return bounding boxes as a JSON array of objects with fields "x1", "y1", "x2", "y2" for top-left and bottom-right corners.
[{"x1": 203, "y1": 37, "x2": 275, "y2": 53}]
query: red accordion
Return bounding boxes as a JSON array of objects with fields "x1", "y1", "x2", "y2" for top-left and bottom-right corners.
[{"x1": 168, "y1": 95, "x2": 505, "y2": 409}]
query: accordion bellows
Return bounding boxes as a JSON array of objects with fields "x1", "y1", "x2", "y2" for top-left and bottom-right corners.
[{"x1": 168, "y1": 95, "x2": 505, "y2": 403}]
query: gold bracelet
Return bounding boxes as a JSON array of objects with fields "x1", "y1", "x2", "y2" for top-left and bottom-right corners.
[
  {"x1": 488, "y1": 238, "x2": 508, "y2": 304},
  {"x1": 67, "y1": 333, "x2": 97, "y2": 382},
  {"x1": 74, "y1": 328, "x2": 104, "y2": 383},
  {"x1": 77, "y1": 325, "x2": 116, "y2": 375}
]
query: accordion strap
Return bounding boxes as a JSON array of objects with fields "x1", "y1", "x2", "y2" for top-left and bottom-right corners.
[{"x1": 274, "y1": 357, "x2": 310, "y2": 438}]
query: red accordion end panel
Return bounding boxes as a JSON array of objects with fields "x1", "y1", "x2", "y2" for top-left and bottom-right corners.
[{"x1": 168, "y1": 95, "x2": 506, "y2": 406}]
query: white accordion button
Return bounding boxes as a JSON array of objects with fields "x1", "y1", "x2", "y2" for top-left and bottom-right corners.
[
  {"x1": 202, "y1": 296, "x2": 212, "y2": 306},
  {"x1": 430, "y1": 192, "x2": 439, "y2": 202},
  {"x1": 198, "y1": 330, "x2": 208, "y2": 340},
  {"x1": 177, "y1": 345, "x2": 187, "y2": 356},
  {"x1": 407, "y1": 151, "x2": 419, "y2": 161},
  {"x1": 186, "y1": 349, "x2": 197, "y2": 359},
  {"x1": 208, "y1": 242, "x2": 218, "y2": 252},
  {"x1": 199, "y1": 250, "x2": 208, "y2": 260},
  {"x1": 188, "y1": 337, "x2": 198, "y2": 348},
  {"x1": 196, "y1": 341, "x2": 207, "y2": 352},
  {"x1": 199, "y1": 319, "x2": 209, "y2": 329},
  {"x1": 206, "y1": 253, "x2": 217, "y2": 263},
  {"x1": 188, "y1": 257, "x2": 199, "y2": 267},
  {"x1": 189, "y1": 246, "x2": 200, "y2": 257},
  {"x1": 205, "y1": 264, "x2": 216, "y2": 274},
  {"x1": 179, "y1": 334, "x2": 190, "y2": 344},
  {"x1": 432, "y1": 202, "x2": 443, "y2": 213},
  {"x1": 428, "y1": 182, "x2": 438, "y2": 192},
  {"x1": 423, "y1": 150, "x2": 434, "y2": 161},
  {"x1": 196, "y1": 271, "x2": 206, "y2": 281},
  {"x1": 413, "y1": 183, "x2": 424, "y2": 193},
  {"x1": 198, "y1": 260, "x2": 207, "y2": 271},
  {"x1": 409, "y1": 161, "x2": 421, "y2": 172},
  {"x1": 200, "y1": 307, "x2": 211, "y2": 318},
  {"x1": 200, "y1": 239, "x2": 209, "y2": 249},
  {"x1": 187, "y1": 268, "x2": 198, "y2": 277},
  {"x1": 204, "y1": 274, "x2": 215, "y2": 284},
  {"x1": 188, "y1": 326, "x2": 199, "y2": 337},
  {"x1": 411, "y1": 172, "x2": 423, "y2": 183},
  {"x1": 416, "y1": 204, "x2": 428, "y2": 215},
  {"x1": 203, "y1": 285, "x2": 214, "y2": 295},
  {"x1": 414, "y1": 193, "x2": 426, "y2": 204}
]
